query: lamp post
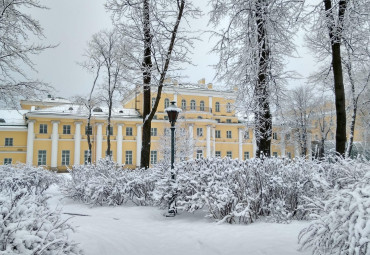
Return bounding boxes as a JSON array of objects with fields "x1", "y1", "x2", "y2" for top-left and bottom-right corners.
[{"x1": 165, "y1": 101, "x2": 181, "y2": 216}]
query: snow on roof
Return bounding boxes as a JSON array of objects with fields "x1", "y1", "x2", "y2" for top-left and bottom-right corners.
[
  {"x1": 22, "y1": 96, "x2": 72, "y2": 104},
  {"x1": 0, "y1": 110, "x2": 27, "y2": 125},
  {"x1": 30, "y1": 104, "x2": 140, "y2": 118}
]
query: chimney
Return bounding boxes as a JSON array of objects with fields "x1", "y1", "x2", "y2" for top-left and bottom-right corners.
[
  {"x1": 207, "y1": 83, "x2": 213, "y2": 89},
  {"x1": 198, "y1": 78, "x2": 205, "y2": 85},
  {"x1": 31, "y1": 106, "x2": 35, "y2": 111}
]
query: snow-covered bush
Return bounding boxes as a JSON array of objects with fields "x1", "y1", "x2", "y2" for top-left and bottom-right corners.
[
  {"x1": 62, "y1": 159, "x2": 156, "y2": 206},
  {"x1": 0, "y1": 164, "x2": 57, "y2": 194},
  {"x1": 299, "y1": 167, "x2": 370, "y2": 255},
  {"x1": 154, "y1": 157, "x2": 369, "y2": 224},
  {"x1": 0, "y1": 189, "x2": 82, "y2": 254}
]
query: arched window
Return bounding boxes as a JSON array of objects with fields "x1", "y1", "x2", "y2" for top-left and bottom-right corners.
[
  {"x1": 215, "y1": 102, "x2": 220, "y2": 112},
  {"x1": 152, "y1": 97, "x2": 156, "y2": 108},
  {"x1": 164, "y1": 98, "x2": 170, "y2": 108},
  {"x1": 190, "y1": 100, "x2": 196, "y2": 110},
  {"x1": 200, "y1": 101, "x2": 205, "y2": 111},
  {"x1": 226, "y1": 103, "x2": 232, "y2": 113},
  {"x1": 181, "y1": 99, "x2": 186, "y2": 110}
]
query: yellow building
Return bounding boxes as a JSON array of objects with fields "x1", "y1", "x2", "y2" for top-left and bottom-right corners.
[{"x1": 5, "y1": 80, "x2": 367, "y2": 171}]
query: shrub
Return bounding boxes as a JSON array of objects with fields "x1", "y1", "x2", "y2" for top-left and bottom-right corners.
[
  {"x1": 62, "y1": 159, "x2": 156, "y2": 206},
  {"x1": 299, "y1": 164, "x2": 370, "y2": 255}
]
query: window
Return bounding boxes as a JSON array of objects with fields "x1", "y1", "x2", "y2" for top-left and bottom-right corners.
[
  {"x1": 39, "y1": 124, "x2": 47, "y2": 134},
  {"x1": 226, "y1": 119, "x2": 232, "y2": 123},
  {"x1": 273, "y1": 132, "x2": 278, "y2": 140},
  {"x1": 38, "y1": 150, "x2": 47, "y2": 166},
  {"x1": 226, "y1": 103, "x2": 232, "y2": 113},
  {"x1": 106, "y1": 126, "x2": 113, "y2": 136},
  {"x1": 85, "y1": 125, "x2": 92, "y2": 135},
  {"x1": 244, "y1": 131, "x2": 250, "y2": 139},
  {"x1": 4, "y1": 158, "x2": 12, "y2": 165},
  {"x1": 273, "y1": 152, "x2": 278, "y2": 157},
  {"x1": 63, "y1": 125, "x2": 71, "y2": 134},
  {"x1": 215, "y1": 119, "x2": 220, "y2": 123},
  {"x1": 164, "y1": 98, "x2": 170, "y2": 108},
  {"x1": 244, "y1": 151, "x2": 250, "y2": 160},
  {"x1": 287, "y1": 152, "x2": 292, "y2": 159},
  {"x1": 164, "y1": 116, "x2": 168, "y2": 120},
  {"x1": 190, "y1": 100, "x2": 196, "y2": 110},
  {"x1": 196, "y1": 150, "x2": 203, "y2": 159},
  {"x1": 84, "y1": 150, "x2": 90, "y2": 164},
  {"x1": 215, "y1": 102, "x2": 220, "y2": 112},
  {"x1": 197, "y1": 128, "x2": 203, "y2": 137},
  {"x1": 286, "y1": 134, "x2": 291, "y2": 140},
  {"x1": 61, "y1": 150, "x2": 70, "y2": 166},
  {"x1": 4, "y1": 138, "x2": 13, "y2": 146},
  {"x1": 125, "y1": 151, "x2": 133, "y2": 165},
  {"x1": 215, "y1": 151, "x2": 221, "y2": 157},
  {"x1": 200, "y1": 101, "x2": 205, "y2": 111},
  {"x1": 151, "y1": 128, "x2": 157, "y2": 136},
  {"x1": 181, "y1": 99, "x2": 186, "y2": 110},
  {"x1": 150, "y1": 151, "x2": 157, "y2": 165},
  {"x1": 226, "y1": 130, "x2": 232, "y2": 138},
  {"x1": 126, "y1": 127, "x2": 133, "y2": 136},
  {"x1": 152, "y1": 97, "x2": 156, "y2": 108},
  {"x1": 226, "y1": 151, "x2": 232, "y2": 158},
  {"x1": 215, "y1": 130, "x2": 221, "y2": 138},
  {"x1": 197, "y1": 116, "x2": 203, "y2": 119}
]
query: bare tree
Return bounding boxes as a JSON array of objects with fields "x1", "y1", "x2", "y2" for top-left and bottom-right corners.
[
  {"x1": 305, "y1": 0, "x2": 370, "y2": 156},
  {"x1": 283, "y1": 86, "x2": 317, "y2": 157},
  {"x1": 209, "y1": 0, "x2": 304, "y2": 157},
  {"x1": 84, "y1": 29, "x2": 130, "y2": 159},
  {"x1": 0, "y1": 0, "x2": 53, "y2": 107},
  {"x1": 106, "y1": 0, "x2": 200, "y2": 168}
]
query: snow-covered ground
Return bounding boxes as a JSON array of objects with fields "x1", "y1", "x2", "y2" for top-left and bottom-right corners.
[{"x1": 47, "y1": 184, "x2": 311, "y2": 255}]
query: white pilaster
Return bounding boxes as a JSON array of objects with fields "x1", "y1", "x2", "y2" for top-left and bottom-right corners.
[
  {"x1": 174, "y1": 93, "x2": 178, "y2": 104},
  {"x1": 117, "y1": 124, "x2": 123, "y2": 165},
  {"x1": 51, "y1": 121, "x2": 59, "y2": 168},
  {"x1": 188, "y1": 124, "x2": 194, "y2": 159},
  {"x1": 206, "y1": 125, "x2": 211, "y2": 158},
  {"x1": 252, "y1": 129, "x2": 257, "y2": 158},
  {"x1": 238, "y1": 128, "x2": 243, "y2": 160},
  {"x1": 96, "y1": 123, "x2": 103, "y2": 161},
  {"x1": 294, "y1": 136, "x2": 299, "y2": 158},
  {"x1": 26, "y1": 120, "x2": 35, "y2": 165},
  {"x1": 212, "y1": 128, "x2": 216, "y2": 157},
  {"x1": 74, "y1": 122, "x2": 82, "y2": 165},
  {"x1": 209, "y1": 96, "x2": 213, "y2": 112},
  {"x1": 136, "y1": 124, "x2": 142, "y2": 168}
]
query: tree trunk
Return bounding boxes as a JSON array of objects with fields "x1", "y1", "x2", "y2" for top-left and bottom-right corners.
[
  {"x1": 324, "y1": 0, "x2": 347, "y2": 156},
  {"x1": 140, "y1": 0, "x2": 153, "y2": 168},
  {"x1": 87, "y1": 117, "x2": 92, "y2": 164},
  {"x1": 346, "y1": 105, "x2": 356, "y2": 157},
  {"x1": 255, "y1": 0, "x2": 272, "y2": 158},
  {"x1": 107, "y1": 96, "x2": 112, "y2": 159}
]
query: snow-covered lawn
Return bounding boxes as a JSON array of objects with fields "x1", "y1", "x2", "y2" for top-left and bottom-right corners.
[{"x1": 48, "y1": 184, "x2": 311, "y2": 255}]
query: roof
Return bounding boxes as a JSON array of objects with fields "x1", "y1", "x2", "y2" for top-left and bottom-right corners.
[{"x1": 0, "y1": 110, "x2": 27, "y2": 126}]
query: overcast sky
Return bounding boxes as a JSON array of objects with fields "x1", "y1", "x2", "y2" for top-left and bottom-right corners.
[{"x1": 28, "y1": 0, "x2": 316, "y2": 99}]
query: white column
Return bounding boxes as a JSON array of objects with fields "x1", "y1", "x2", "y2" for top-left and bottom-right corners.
[
  {"x1": 188, "y1": 124, "x2": 194, "y2": 159},
  {"x1": 74, "y1": 122, "x2": 82, "y2": 165},
  {"x1": 51, "y1": 121, "x2": 59, "y2": 168},
  {"x1": 281, "y1": 132, "x2": 286, "y2": 157},
  {"x1": 238, "y1": 128, "x2": 243, "y2": 160},
  {"x1": 252, "y1": 129, "x2": 257, "y2": 158},
  {"x1": 206, "y1": 125, "x2": 211, "y2": 158},
  {"x1": 212, "y1": 128, "x2": 216, "y2": 157},
  {"x1": 136, "y1": 124, "x2": 142, "y2": 168},
  {"x1": 294, "y1": 136, "x2": 299, "y2": 158},
  {"x1": 174, "y1": 93, "x2": 178, "y2": 104},
  {"x1": 307, "y1": 133, "x2": 312, "y2": 160},
  {"x1": 96, "y1": 123, "x2": 103, "y2": 161},
  {"x1": 117, "y1": 124, "x2": 123, "y2": 165},
  {"x1": 26, "y1": 120, "x2": 35, "y2": 165},
  {"x1": 209, "y1": 96, "x2": 213, "y2": 112}
]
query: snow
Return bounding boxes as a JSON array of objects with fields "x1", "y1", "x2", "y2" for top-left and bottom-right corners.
[
  {"x1": 47, "y1": 183, "x2": 310, "y2": 255},
  {"x1": 0, "y1": 110, "x2": 28, "y2": 125}
]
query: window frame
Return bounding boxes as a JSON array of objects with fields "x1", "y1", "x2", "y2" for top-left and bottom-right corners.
[
  {"x1": 215, "y1": 102, "x2": 220, "y2": 112},
  {"x1": 125, "y1": 151, "x2": 133, "y2": 165},
  {"x1": 61, "y1": 150, "x2": 70, "y2": 166},
  {"x1": 196, "y1": 127, "x2": 203, "y2": 137},
  {"x1": 4, "y1": 138, "x2": 13, "y2": 146},
  {"x1": 4, "y1": 158, "x2": 12, "y2": 165},
  {"x1": 244, "y1": 151, "x2": 250, "y2": 160},
  {"x1": 226, "y1": 130, "x2": 232, "y2": 139},
  {"x1": 85, "y1": 125, "x2": 92, "y2": 135},
  {"x1": 151, "y1": 127, "x2": 157, "y2": 137},
  {"x1": 190, "y1": 100, "x2": 196, "y2": 110},
  {"x1": 196, "y1": 150, "x2": 203, "y2": 159},
  {"x1": 226, "y1": 103, "x2": 232, "y2": 113},
  {"x1": 273, "y1": 132, "x2": 278, "y2": 140},
  {"x1": 150, "y1": 151, "x2": 157, "y2": 165},
  {"x1": 38, "y1": 150, "x2": 47, "y2": 166},
  {"x1": 63, "y1": 125, "x2": 71, "y2": 134},
  {"x1": 226, "y1": 151, "x2": 232, "y2": 158},
  {"x1": 215, "y1": 130, "x2": 221, "y2": 138},
  {"x1": 181, "y1": 99, "x2": 186, "y2": 110},
  {"x1": 39, "y1": 124, "x2": 48, "y2": 134},
  {"x1": 215, "y1": 151, "x2": 221, "y2": 157},
  {"x1": 126, "y1": 127, "x2": 133, "y2": 136},
  {"x1": 106, "y1": 126, "x2": 114, "y2": 136},
  {"x1": 200, "y1": 101, "x2": 205, "y2": 111}
]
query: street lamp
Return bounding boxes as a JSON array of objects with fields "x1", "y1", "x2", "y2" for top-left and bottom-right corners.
[{"x1": 165, "y1": 101, "x2": 181, "y2": 217}]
